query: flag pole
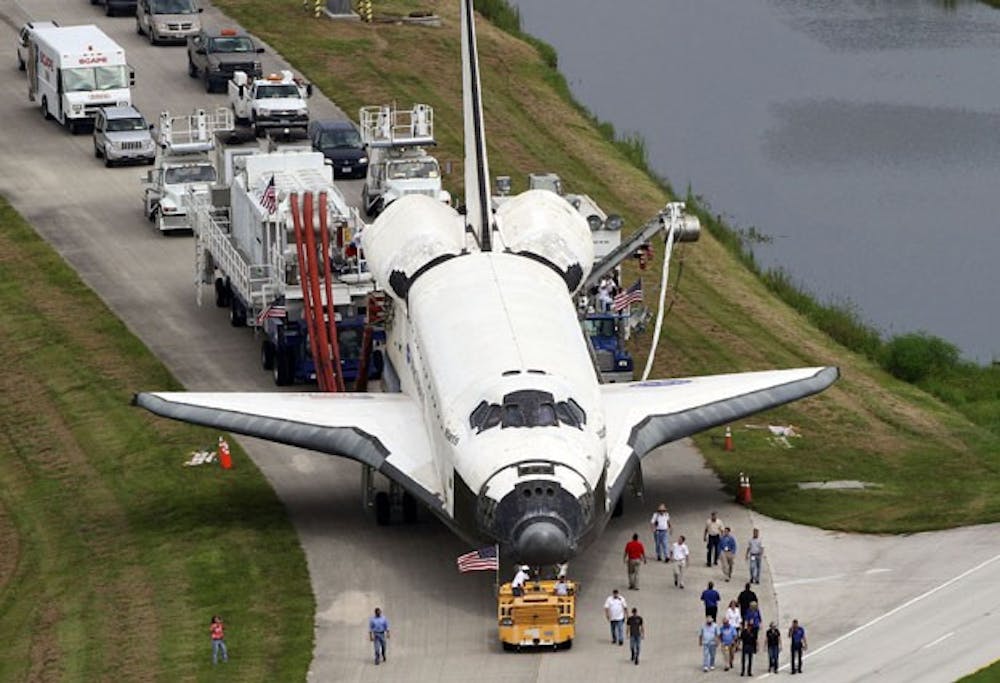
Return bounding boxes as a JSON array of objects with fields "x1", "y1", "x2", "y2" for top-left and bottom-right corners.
[{"x1": 494, "y1": 543, "x2": 500, "y2": 595}]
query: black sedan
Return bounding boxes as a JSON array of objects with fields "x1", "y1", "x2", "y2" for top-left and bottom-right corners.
[{"x1": 308, "y1": 120, "x2": 369, "y2": 179}]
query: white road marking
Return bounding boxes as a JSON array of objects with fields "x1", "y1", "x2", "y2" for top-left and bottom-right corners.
[
  {"x1": 921, "y1": 632, "x2": 954, "y2": 649},
  {"x1": 773, "y1": 568, "x2": 890, "y2": 588}
]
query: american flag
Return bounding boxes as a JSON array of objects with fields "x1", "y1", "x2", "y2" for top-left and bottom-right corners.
[
  {"x1": 259, "y1": 175, "x2": 277, "y2": 214},
  {"x1": 612, "y1": 279, "x2": 643, "y2": 311},
  {"x1": 255, "y1": 304, "x2": 287, "y2": 326},
  {"x1": 457, "y1": 545, "x2": 499, "y2": 573}
]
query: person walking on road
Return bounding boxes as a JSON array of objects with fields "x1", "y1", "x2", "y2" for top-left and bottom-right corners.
[
  {"x1": 627, "y1": 607, "x2": 644, "y2": 665},
  {"x1": 650, "y1": 503, "x2": 672, "y2": 561},
  {"x1": 704, "y1": 511, "x2": 725, "y2": 566},
  {"x1": 738, "y1": 582, "x2": 758, "y2": 620},
  {"x1": 210, "y1": 615, "x2": 228, "y2": 665},
  {"x1": 369, "y1": 607, "x2": 390, "y2": 665},
  {"x1": 789, "y1": 619, "x2": 807, "y2": 674},
  {"x1": 623, "y1": 533, "x2": 647, "y2": 590},
  {"x1": 698, "y1": 616, "x2": 721, "y2": 672},
  {"x1": 746, "y1": 528, "x2": 764, "y2": 584},
  {"x1": 719, "y1": 617, "x2": 739, "y2": 671},
  {"x1": 739, "y1": 620, "x2": 758, "y2": 676},
  {"x1": 670, "y1": 535, "x2": 690, "y2": 588},
  {"x1": 604, "y1": 589, "x2": 628, "y2": 645},
  {"x1": 744, "y1": 600, "x2": 763, "y2": 633},
  {"x1": 700, "y1": 581, "x2": 721, "y2": 620},
  {"x1": 766, "y1": 622, "x2": 782, "y2": 673},
  {"x1": 725, "y1": 599, "x2": 742, "y2": 632},
  {"x1": 719, "y1": 526, "x2": 737, "y2": 581}
]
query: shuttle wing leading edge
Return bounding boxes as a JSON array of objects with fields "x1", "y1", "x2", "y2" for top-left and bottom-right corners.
[
  {"x1": 601, "y1": 366, "x2": 839, "y2": 501},
  {"x1": 133, "y1": 391, "x2": 445, "y2": 512}
]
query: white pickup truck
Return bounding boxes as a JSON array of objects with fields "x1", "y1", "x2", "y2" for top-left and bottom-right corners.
[{"x1": 228, "y1": 70, "x2": 311, "y2": 137}]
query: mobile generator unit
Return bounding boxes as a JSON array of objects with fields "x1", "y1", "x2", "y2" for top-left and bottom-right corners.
[
  {"x1": 189, "y1": 147, "x2": 383, "y2": 386},
  {"x1": 26, "y1": 24, "x2": 133, "y2": 133},
  {"x1": 498, "y1": 579, "x2": 577, "y2": 651}
]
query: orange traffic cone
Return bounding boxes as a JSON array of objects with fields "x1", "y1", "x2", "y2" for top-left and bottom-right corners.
[
  {"x1": 724, "y1": 426, "x2": 733, "y2": 452},
  {"x1": 218, "y1": 436, "x2": 233, "y2": 470},
  {"x1": 736, "y1": 472, "x2": 752, "y2": 506}
]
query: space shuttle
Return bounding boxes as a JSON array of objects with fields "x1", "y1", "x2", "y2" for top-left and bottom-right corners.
[{"x1": 135, "y1": 0, "x2": 837, "y2": 565}]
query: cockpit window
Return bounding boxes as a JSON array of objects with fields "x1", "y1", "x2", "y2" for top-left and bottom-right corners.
[{"x1": 469, "y1": 390, "x2": 584, "y2": 433}]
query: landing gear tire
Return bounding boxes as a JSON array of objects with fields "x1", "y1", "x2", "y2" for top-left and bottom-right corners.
[
  {"x1": 229, "y1": 297, "x2": 247, "y2": 327},
  {"x1": 261, "y1": 340, "x2": 275, "y2": 370},
  {"x1": 402, "y1": 492, "x2": 418, "y2": 523},
  {"x1": 374, "y1": 491, "x2": 391, "y2": 526}
]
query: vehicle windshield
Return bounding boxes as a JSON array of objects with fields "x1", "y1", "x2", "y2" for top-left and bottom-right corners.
[
  {"x1": 152, "y1": 0, "x2": 197, "y2": 12},
  {"x1": 256, "y1": 84, "x2": 300, "y2": 99},
  {"x1": 209, "y1": 36, "x2": 254, "y2": 53},
  {"x1": 387, "y1": 159, "x2": 438, "y2": 180},
  {"x1": 62, "y1": 66, "x2": 129, "y2": 93},
  {"x1": 106, "y1": 116, "x2": 148, "y2": 132},
  {"x1": 337, "y1": 327, "x2": 362, "y2": 361},
  {"x1": 319, "y1": 128, "x2": 362, "y2": 149},
  {"x1": 164, "y1": 165, "x2": 216, "y2": 184},
  {"x1": 583, "y1": 317, "x2": 616, "y2": 337}
]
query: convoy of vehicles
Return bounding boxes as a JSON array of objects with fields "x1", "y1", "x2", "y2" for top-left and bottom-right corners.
[
  {"x1": 229, "y1": 69, "x2": 311, "y2": 137},
  {"x1": 92, "y1": 105, "x2": 155, "y2": 166},
  {"x1": 359, "y1": 104, "x2": 450, "y2": 217},
  {"x1": 187, "y1": 28, "x2": 264, "y2": 93},
  {"x1": 135, "y1": 0, "x2": 203, "y2": 45},
  {"x1": 308, "y1": 119, "x2": 368, "y2": 179},
  {"x1": 26, "y1": 24, "x2": 134, "y2": 134}
]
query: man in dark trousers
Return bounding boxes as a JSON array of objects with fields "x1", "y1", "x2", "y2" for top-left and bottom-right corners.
[
  {"x1": 369, "y1": 607, "x2": 390, "y2": 665},
  {"x1": 700, "y1": 581, "x2": 721, "y2": 621},
  {"x1": 626, "y1": 607, "x2": 644, "y2": 665},
  {"x1": 788, "y1": 619, "x2": 808, "y2": 674},
  {"x1": 738, "y1": 582, "x2": 758, "y2": 620},
  {"x1": 765, "y1": 622, "x2": 782, "y2": 673},
  {"x1": 739, "y1": 621, "x2": 758, "y2": 676}
]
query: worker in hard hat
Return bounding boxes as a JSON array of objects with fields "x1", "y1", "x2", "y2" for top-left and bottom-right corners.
[{"x1": 511, "y1": 565, "x2": 530, "y2": 597}]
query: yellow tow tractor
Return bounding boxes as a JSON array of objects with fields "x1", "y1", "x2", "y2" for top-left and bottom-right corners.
[{"x1": 498, "y1": 578, "x2": 577, "y2": 651}]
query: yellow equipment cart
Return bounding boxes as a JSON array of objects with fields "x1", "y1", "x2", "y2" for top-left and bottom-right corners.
[{"x1": 498, "y1": 579, "x2": 577, "y2": 651}]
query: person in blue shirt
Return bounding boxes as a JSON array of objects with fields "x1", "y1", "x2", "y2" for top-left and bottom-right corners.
[
  {"x1": 744, "y1": 601, "x2": 763, "y2": 633},
  {"x1": 369, "y1": 607, "x2": 390, "y2": 665},
  {"x1": 700, "y1": 581, "x2": 721, "y2": 621},
  {"x1": 698, "y1": 617, "x2": 720, "y2": 672},
  {"x1": 719, "y1": 527, "x2": 738, "y2": 582},
  {"x1": 719, "y1": 618, "x2": 739, "y2": 671},
  {"x1": 788, "y1": 619, "x2": 807, "y2": 674}
]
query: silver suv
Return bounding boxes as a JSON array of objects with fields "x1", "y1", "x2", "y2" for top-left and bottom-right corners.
[
  {"x1": 136, "y1": 0, "x2": 203, "y2": 45},
  {"x1": 93, "y1": 106, "x2": 156, "y2": 167}
]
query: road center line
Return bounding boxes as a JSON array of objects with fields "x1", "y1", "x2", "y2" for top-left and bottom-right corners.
[{"x1": 922, "y1": 632, "x2": 954, "y2": 649}]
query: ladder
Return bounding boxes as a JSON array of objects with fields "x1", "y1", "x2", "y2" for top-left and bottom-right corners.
[
  {"x1": 158, "y1": 108, "x2": 234, "y2": 156},
  {"x1": 359, "y1": 104, "x2": 435, "y2": 148}
]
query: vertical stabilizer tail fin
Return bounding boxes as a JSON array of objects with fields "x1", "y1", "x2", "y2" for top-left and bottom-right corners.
[{"x1": 460, "y1": 0, "x2": 494, "y2": 250}]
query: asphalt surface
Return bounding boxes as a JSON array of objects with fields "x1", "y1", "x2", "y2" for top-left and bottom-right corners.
[{"x1": 1, "y1": 2, "x2": 998, "y2": 681}]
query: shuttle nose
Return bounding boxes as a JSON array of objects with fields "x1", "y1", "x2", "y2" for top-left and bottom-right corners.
[{"x1": 513, "y1": 520, "x2": 571, "y2": 566}]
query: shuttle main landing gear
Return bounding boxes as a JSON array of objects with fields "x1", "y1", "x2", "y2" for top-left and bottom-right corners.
[{"x1": 362, "y1": 465, "x2": 419, "y2": 525}]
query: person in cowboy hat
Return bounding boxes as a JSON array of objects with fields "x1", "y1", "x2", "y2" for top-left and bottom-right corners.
[{"x1": 650, "y1": 503, "x2": 672, "y2": 562}]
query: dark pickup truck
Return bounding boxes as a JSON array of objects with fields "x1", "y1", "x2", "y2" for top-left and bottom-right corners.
[
  {"x1": 186, "y1": 28, "x2": 264, "y2": 93},
  {"x1": 91, "y1": 0, "x2": 138, "y2": 16}
]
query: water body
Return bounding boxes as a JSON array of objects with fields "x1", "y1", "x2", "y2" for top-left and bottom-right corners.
[{"x1": 511, "y1": 0, "x2": 1000, "y2": 362}]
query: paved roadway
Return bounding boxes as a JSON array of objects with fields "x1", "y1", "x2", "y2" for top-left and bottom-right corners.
[{"x1": 1, "y1": 2, "x2": 999, "y2": 681}]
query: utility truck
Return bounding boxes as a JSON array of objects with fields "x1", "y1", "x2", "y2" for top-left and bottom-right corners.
[
  {"x1": 188, "y1": 146, "x2": 382, "y2": 387},
  {"x1": 359, "y1": 104, "x2": 450, "y2": 217},
  {"x1": 26, "y1": 24, "x2": 133, "y2": 134},
  {"x1": 229, "y1": 70, "x2": 311, "y2": 138},
  {"x1": 143, "y1": 107, "x2": 233, "y2": 232},
  {"x1": 498, "y1": 577, "x2": 577, "y2": 651}
]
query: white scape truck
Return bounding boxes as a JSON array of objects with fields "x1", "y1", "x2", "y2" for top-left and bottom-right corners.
[
  {"x1": 189, "y1": 147, "x2": 379, "y2": 385},
  {"x1": 26, "y1": 24, "x2": 133, "y2": 134},
  {"x1": 228, "y1": 70, "x2": 311, "y2": 138},
  {"x1": 143, "y1": 107, "x2": 233, "y2": 232},
  {"x1": 359, "y1": 103, "x2": 450, "y2": 217}
]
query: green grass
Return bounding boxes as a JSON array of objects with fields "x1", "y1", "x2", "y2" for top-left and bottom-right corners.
[
  {"x1": 203, "y1": 0, "x2": 1000, "y2": 534},
  {"x1": 0, "y1": 198, "x2": 313, "y2": 680},
  {"x1": 959, "y1": 660, "x2": 1000, "y2": 682}
]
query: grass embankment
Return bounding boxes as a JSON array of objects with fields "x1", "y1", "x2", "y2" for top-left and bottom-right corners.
[
  {"x1": 211, "y1": 0, "x2": 1000, "y2": 533},
  {"x1": 0, "y1": 199, "x2": 312, "y2": 679}
]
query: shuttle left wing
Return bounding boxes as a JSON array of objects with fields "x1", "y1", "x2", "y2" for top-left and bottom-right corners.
[
  {"x1": 134, "y1": 391, "x2": 445, "y2": 512},
  {"x1": 601, "y1": 367, "x2": 838, "y2": 501}
]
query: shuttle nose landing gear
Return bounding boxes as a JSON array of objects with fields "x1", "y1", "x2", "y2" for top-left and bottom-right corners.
[{"x1": 363, "y1": 465, "x2": 418, "y2": 525}]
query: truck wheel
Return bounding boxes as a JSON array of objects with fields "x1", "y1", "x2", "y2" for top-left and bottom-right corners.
[
  {"x1": 560, "y1": 639, "x2": 573, "y2": 650},
  {"x1": 374, "y1": 491, "x2": 391, "y2": 526},
  {"x1": 187, "y1": 58, "x2": 198, "y2": 78},
  {"x1": 104, "y1": 152, "x2": 114, "y2": 168},
  {"x1": 213, "y1": 277, "x2": 230, "y2": 307},
  {"x1": 402, "y1": 492, "x2": 418, "y2": 523},
  {"x1": 40, "y1": 97, "x2": 52, "y2": 121},
  {"x1": 136, "y1": 19, "x2": 143, "y2": 35},
  {"x1": 273, "y1": 347, "x2": 294, "y2": 385},
  {"x1": 94, "y1": 144, "x2": 103, "y2": 159},
  {"x1": 105, "y1": 4, "x2": 114, "y2": 16},
  {"x1": 362, "y1": 187, "x2": 373, "y2": 217},
  {"x1": 261, "y1": 340, "x2": 275, "y2": 370},
  {"x1": 501, "y1": 642, "x2": 516, "y2": 652},
  {"x1": 203, "y1": 73, "x2": 214, "y2": 93},
  {"x1": 229, "y1": 298, "x2": 247, "y2": 327},
  {"x1": 147, "y1": 202, "x2": 159, "y2": 224}
]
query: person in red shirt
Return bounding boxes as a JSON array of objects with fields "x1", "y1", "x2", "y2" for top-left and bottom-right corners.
[
  {"x1": 623, "y1": 533, "x2": 648, "y2": 590},
  {"x1": 210, "y1": 615, "x2": 228, "y2": 665}
]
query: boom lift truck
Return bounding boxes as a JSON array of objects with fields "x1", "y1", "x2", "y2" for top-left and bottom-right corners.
[
  {"x1": 143, "y1": 107, "x2": 233, "y2": 232},
  {"x1": 359, "y1": 103, "x2": 451, "y2": 217},
  {"x1": 187, "y1": 146, "x2": 382, "y2": 388}
]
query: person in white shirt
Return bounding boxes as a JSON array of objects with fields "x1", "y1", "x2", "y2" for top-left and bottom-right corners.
[
  {"x1": 670, "y1": 535, "x2": 690, "y2": 588},
  {"x1": 725, "y1": 599, "x2": 742, "y2": 632},
  {"x1": 511, "y1": 565, "x2": 530, "y2": 596},
  {"x1": 604, "y1": 589, "x2": 628, "y2": 645},
  {"x1": 554, "y1": 576, "x2": 569, "y2": 596},
  {"x1": 649, "y1": 503, "x2": 672, "y2": 562}
]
